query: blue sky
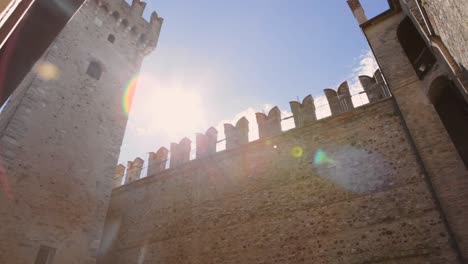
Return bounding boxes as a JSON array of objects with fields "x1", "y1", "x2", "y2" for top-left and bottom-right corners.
[{"x1": 119, "y1": 0, "x2": 390, "y2": 165}]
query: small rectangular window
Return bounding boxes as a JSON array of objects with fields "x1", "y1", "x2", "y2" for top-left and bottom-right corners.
[
  {"x1": 107, "y1": 34, "x2": 115, "y2": 43},
  {"x1": 86, "y1": 61, "x2": 102, "y2": 80},
  {"x1": 34, "y1": 245, "x2": 56, "y2": 264}
]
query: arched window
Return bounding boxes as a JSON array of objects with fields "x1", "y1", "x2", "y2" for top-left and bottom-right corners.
[
  {"x1": 397, "y1": 17, "x2": 436, "y2": 79},
  {"x1": 86, "y1": 61, "x2": 102, "y2": 80},
  {"x1": 429, "y1": 76, "x2": 468, "y2": 167},
  {"x1": 107, "y1": 34, "x2": 115, "y2": 43}
]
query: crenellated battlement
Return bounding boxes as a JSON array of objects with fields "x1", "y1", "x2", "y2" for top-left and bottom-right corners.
[
  {"x1": 324, "y1": 81, "x2": 354, "y2": 116},
  {"x1": 169, "y1": 137, "x2": 192, "y2": 169},
  {"x1": 196, "y1": 127, "x2": 218, "y2": 159},
  {"x1": 256, "y1": 106, "x2": 282, "y2": 139},
  {"x1": 117, "y1": 70, "x2": 391, "y2": 185},
  {"x1": 359, "y1": 69, "x2": 391, "y2": 103},
  {"x1": 85, "y1": 0, "x2": 163, "y2": 55},
  {"x1": 290, "y1": 95, "x2": 317, "y2": 128},
  {"x1": 224, "y1": 117, "x2": 249, "y2": 150}
]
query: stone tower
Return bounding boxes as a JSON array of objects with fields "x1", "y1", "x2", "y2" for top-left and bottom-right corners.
[
  {"x1": 348, "y1": 0, "x2": 468, "y2": 261},
  {"x1": 0, "y1": 0, "x2": 162, "y2": 263}
]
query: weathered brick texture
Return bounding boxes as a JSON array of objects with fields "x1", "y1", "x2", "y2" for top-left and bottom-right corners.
[
  {"x1": 98, "y1": 99, "x2": 459, "y2": 264},
  {"x1": 361, "y1": 7, "x2": 468, "y2": 262},
  {"x1": 420, "y1": 0, "x2": 468, "y2": 71},
  {"x1": 0, "y1": 1, "x2": 162, "y2": 263},
  {"x1": 401, "y1": 0, "x2": 468, "y2": 88}
]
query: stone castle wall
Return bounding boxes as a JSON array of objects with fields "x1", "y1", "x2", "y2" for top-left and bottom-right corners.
[
  {"x1": 400, "y1": 0, "x2": 468, "y2": 87},
  {"x1": 98, "y1": 98, "x2": 459, "y2": 264},
  {"x1": 420, "y1": 0, "x2": 468, "y2": 72},
  {"x1": 0, "y1": 0, "x2": 162, "y2": 263},
  {"x1": 359, "y1": 4, "x2": 468, "y2": 262}
]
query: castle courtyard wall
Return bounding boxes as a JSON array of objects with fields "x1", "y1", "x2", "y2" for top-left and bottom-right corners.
[
  {"x1": 360, "y1": 7, "x2": 468, "y2": 261},
  {"x1": 98, "y1": 98, "x2": 459, "y2": 264}
]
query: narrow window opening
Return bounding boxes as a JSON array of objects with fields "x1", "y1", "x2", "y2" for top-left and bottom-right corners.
[
  {"x1": 86, "y1": 61, "x2": 102, "y2": 80},
  {"x1": 138, "y1": 34, "x2": 147, "y2": 44},
  {"x1": 430, "y1": 77, "x2": 468, "y2": 168},
  {"x1": 120, "y1": 19, "x2": 129, "y2": 29},
  {"x1": 130, "y1": 26, "x2": 137, "y2": 36},
  {"x1": 111, "y1": 11, "x2": 119, "y2": 20},
  {"x1": 107, "y1": 34, "x2": 115, "y2": 43},
  {"x1": 34, "y1": 245, "x2": 56, "y2": 264},
  {"x1": 397, "y1": 17, "x2": 436, "y2": 79}
]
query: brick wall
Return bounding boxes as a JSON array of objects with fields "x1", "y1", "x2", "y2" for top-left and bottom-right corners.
[
  {"x1": 98, "y1": 99, "x2": 459, "y2": 264},
  {"x1": 362, "y1": 9, "x2": 468, "y2": 263}
]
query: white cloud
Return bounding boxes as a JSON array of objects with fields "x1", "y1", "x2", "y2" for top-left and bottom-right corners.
[
  {"x1": 307, "y1": 49, "x2": 378, "y2": 119},
  {"x1": 349, "y1": 50, "x2": 379, "y2": 107},
  {"x1": 211, "y1": 49, "x2": 379, "y2": 151},
  {"x1": 353, "y1": 50, "x2": 379, "y2": 77},
  {"x1": 314, "y1": 95, "x2": 332, "y2": 119}
]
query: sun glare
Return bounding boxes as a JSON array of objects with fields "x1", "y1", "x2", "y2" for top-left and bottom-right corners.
[{"x1": 129, "y1": 74, "x2": 207, "y2": 140}]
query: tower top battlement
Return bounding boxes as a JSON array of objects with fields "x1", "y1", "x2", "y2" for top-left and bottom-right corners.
[{"x1": 86, "y1": 0, "x2": 163, "y2": 55}]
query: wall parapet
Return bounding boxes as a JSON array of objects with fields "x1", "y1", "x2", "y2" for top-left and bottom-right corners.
[
  {"x1": 289, "y1": 95, "x2": 316, "y2": 128},
  {"x1": 115, "y1": 70, "x2": 391, "y2": 186},
  {"x1": 256, "y1": 106, "x2": 282, "y2": 139},
  {"x1": 359, "y1": 69, "x2": 391, "y2": 103},
  {"x1": 85, "y1": 0, "x2": 163, "y2": 55},
  {"x1": 224, "y1": 117, "x2": 249, "y2": 150}
]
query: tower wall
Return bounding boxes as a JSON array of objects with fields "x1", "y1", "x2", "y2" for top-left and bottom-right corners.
[
  {"x1": 0, "y1": 0, "x2": 162, "y2": 263},
  {"x1": 403, "y1": 0, "x2": 468, "y2": 73},
  {"x1": 0, "y1": 0, "x2": 87, "y2": 106},
  {"x1": 98, "y1": 99, "x2": 458, "y2": 263},
  {"x1": 357, "y1": 5, "x2": 468, "y2": 262}
]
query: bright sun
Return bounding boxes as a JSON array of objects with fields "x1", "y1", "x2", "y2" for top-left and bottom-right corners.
[{"x1": 129, "y1": 74, "x2": 207, "y2": 141}]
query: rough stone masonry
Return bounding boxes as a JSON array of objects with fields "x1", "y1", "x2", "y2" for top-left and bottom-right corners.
[
  {"x1": 0, "y1": 0, "x2": 466, "y2": 263},
  {"x1": 0, "y1": 0, "x2": 162, "y2": 263},
  {"x1": 98, "y1": 1, "x2": 468, "y2": 263},
  {"x1": 98, "y1": 99, "x2": 459, "y2": 263}
]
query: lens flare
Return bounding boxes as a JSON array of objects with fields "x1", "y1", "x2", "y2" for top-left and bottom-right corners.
[
  {"x1": 291, "y1": 146, "x2": 303, "y2": 158},
  {"x1": 138, "y1": 242, "x2": 148, "y2": 264},
  {"x1": 313, "y1": 149, "x2": 335, "y2": 164},
  {"x1": 123, "y1": 75, "x2": 139, "y2": 115},
  {"x1": 35, "y1": 62, "x2": 59, "y2": 81},
  {"x1": 313, "y1": 147, "x2": 391, "y2": 193},
  {"x1": 98, "y1": 217, "x2": 121, "y2": 255}
]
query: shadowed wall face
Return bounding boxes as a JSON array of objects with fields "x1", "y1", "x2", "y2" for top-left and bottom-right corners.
[
  {"x1": 430, "y1": 77, "x2": 468, "y2": 168},
  {"x1": 99, "y1": 99, "x2": 458, "y2": 264}
]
